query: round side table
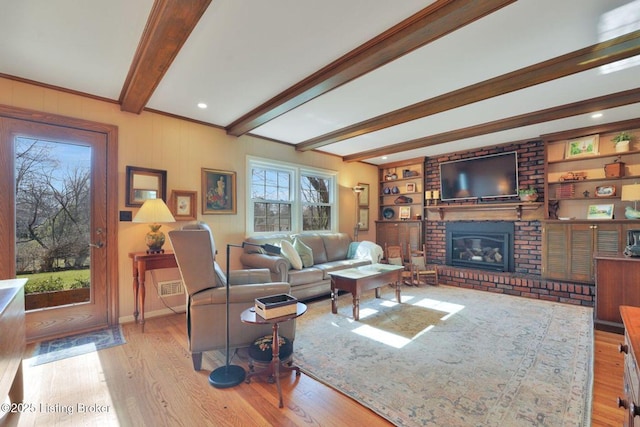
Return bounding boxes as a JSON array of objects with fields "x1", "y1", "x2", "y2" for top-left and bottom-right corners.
[{"x1": 241, "y1": 302, "x2": 307, "y2": 408}]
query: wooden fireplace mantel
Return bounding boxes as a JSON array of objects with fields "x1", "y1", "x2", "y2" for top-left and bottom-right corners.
[{"x1": 426, "y1": 202, "x2": 544, "y2": 221}]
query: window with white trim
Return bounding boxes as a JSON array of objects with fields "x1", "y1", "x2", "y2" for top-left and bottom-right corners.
[{"x1": 247, "y1": 157, "x2": 337, "y2": 234}]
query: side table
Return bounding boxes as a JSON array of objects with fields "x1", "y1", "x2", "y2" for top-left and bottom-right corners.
[
  {"x1": 240, "y1": 302, "x2": 307, "y2": 408},
  {"x1": 128, "y1": 251, "x2": 177, "y2": 332}
]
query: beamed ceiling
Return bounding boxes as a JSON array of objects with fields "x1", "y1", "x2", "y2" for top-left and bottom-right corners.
[{"x1": 1, "y1": 0, "x2": 639, "y2": 165}]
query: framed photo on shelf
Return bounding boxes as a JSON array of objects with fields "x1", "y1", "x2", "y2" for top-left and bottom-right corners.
[
  {"x1": 406, "y1": 183, "x2": 416, "y2": 193},
  {"x1": 399, "y1": 206, "x2": 411, "y2": 219},
  {"x1": 357, "y1": 183, "x2": 369, "y2": 207},
  {"x1": 587, "y1": 204, "x2": 614, "y2": 220},
  {"x1": 595, "y1": 185, "x2": 616, "y2": 197},
  {"x1": 565, "y1": 134, "x2": 599, "y2": 159},
  {"x1": 201, "y1": 168, "x2": 236, "y2": 214},
  {"x1": 170, "y1": 190, "x2": 197, "y2": 221}
]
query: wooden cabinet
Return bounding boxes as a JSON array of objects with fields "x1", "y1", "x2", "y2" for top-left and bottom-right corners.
[
  {"x1": 619, "y1": 306, "x2": 640, "y2": 425},
  {"x1": 595, "y1": 254, "x2": 640, "y2": 332},
  {"x1": 376, "y1": 220, "x2": 423, "y2": 254},
  {"x1": 542, "y1": 221, "x2": 622, "y2": 283},
  {"x1": 544, "y1": 127, "x2": 640, "y2": 221}
]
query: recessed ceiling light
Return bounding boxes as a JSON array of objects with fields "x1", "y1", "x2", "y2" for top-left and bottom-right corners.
[
  {"x1": 591, "y1": 113, "x2": 603, "y2": 119},
  {"x1": 197, "y1": 102, "x2": 207, "y2": 109},
  {"x1": 381, "y1": 156, "x2": 388, "y2": 160}
]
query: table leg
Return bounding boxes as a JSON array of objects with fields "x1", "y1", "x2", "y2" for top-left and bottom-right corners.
[
  {"x1": 353, "y1": 291, "x2": 360, "y2": 321},
  {"x1": 132, "y1": 264, "x2": 139, "y2": 323},
  {"x1": 375, "y1": 287, "x2": 380, "y2": 298},
  {"x1": 137, "y1": 262, "x2": 147, "y2": 332},
  {"x1": 395, "y1": 279, "x2": 401, "y2": 303},
  {"x1": 331, "y1": 285, "x2": 338, "y2": 314},
  {"x1": 245, "y1": 322, "x2": 301, "y2": 408}
]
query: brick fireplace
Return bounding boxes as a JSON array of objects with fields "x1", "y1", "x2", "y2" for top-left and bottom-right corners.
[
  {"x1": 423, "y1": 140, "x2": 594, "y2": 307},
  {"x1": 446, "y1": 221, "x2": 514, "y2": 272}
]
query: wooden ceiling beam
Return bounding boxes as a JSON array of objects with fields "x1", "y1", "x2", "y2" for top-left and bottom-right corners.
[
  {"x1": 225, "y1": 0, "x2": 516, "y2": 136},
  {"x1": 119, "y1": 0, "x2": 212, "y2": 114},
  {"x1": 342, "y1": 88, "x2": 640, "y2": 162},
  {"x1": 299, "y1": 30, "x2": 640, "y2": 152}
]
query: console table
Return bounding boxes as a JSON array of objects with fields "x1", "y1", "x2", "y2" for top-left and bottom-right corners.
[
  {"x1": 129, "y1": 252, "x2": 177, "y2": 332},
  {"x1": 0, "y1": 279, "x2": 26, "y2": 412}
]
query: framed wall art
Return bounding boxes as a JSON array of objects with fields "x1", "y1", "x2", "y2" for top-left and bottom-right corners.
[
  {"x1": 170, "y1": 190, "x2": 197, "y2": 221},
  {"x1": 565, "y1": 134, "x2": 599, "y2": 159},
  {"x1": 595, "y1": 185, "x2": 616, "y2": 197},
  {"x1": 357, "y1": 182, "x2": 369, "y2": 207},
  {"x1": 406, "y1": 183, "x2": 416, "y2": 193},
  {"x1": 202, "y1": 168, "x2": 236, "y2": 214},
  {"x1": 358, "y1": 208, "x2": 369, "y2": 231},
  {"x1": 587, "y1": 204, "x2": 614, "y2": 220},
  {"x1": 125, "y1": 166, "x2": 167, "y2": 207}
]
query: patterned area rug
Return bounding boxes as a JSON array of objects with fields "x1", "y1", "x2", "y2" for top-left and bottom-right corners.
[
  {"x1": 295, "y1": 285, "x2": 593, "y2": 427},
  {"x1": 30, "y1": 325, "x2": 126, "y2": 366}
]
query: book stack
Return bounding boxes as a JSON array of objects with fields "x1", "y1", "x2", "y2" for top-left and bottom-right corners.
[{"x1": 556, "y1": 183, "x2": 575, "y2": 199}]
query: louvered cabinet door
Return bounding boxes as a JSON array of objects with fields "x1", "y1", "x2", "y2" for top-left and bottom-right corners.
[
  {"x1": 542, "y1": 222, "x2": 569, "y2": 280},
  {"x1": 569, "y1": 224, "x2": 595, "y2": 283}
]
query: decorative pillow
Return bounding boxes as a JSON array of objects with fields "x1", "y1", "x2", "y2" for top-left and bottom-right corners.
[
  {"x1": 281, "y1": 240, "x2": 303, "y2": 270},
  {"x1": 293, "y1": 237, "x2": 314, "y2": 268}
]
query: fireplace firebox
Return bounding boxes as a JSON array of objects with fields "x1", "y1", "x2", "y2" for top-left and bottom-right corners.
[{"x1": 445, "y1": 221, "x2": 514, "y2": 272}]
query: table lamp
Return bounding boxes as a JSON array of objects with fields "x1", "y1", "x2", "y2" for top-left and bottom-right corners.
[
  {"x1": 133, "y1": 198, "x2": 176, "y2": 253},
  {"x1": 622, "y1": 184, "x2": 640, "y2": 219}
]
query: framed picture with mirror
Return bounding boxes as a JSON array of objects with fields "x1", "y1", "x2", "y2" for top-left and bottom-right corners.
[{"x1": 125, "y1": 166, "x2": 167, "y2": 207}]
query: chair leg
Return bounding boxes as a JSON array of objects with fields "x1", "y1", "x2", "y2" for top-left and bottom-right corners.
[{"x1": 192, "y1": 352, "x2": 203, "y2": 371}]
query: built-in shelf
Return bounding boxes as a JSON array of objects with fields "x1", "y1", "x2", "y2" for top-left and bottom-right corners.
[
  {"x1": 426, "y1": 202, "x2": 543, "y2": 220},
  {"x1": 546, "y1": 149, "x2": 640, "y2": 165}
]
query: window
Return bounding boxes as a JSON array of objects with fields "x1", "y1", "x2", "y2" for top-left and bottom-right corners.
[{"x1": 247, "y1": 157, "x2": 337, "y2": 234}]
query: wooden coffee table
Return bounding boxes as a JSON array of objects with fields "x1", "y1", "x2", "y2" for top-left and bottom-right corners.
[{"x1": 328, "y1": 264, "x2": 404, "y2": 320}]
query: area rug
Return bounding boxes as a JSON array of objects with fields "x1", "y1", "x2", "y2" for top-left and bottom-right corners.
[
  {"x1": 294, "y1": 285, "x2": 593, "y2": 427},
  {"x1": 30, "y1": 325, "x2": 126, "y2": 366}
]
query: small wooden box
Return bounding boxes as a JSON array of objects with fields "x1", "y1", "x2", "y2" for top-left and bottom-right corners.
[
  {"x1": 604, "y1": 161, "x2": 625, "y2": 178},
  {"x1": 255, "y1": 294, "x2": 297, "y2": 319}
]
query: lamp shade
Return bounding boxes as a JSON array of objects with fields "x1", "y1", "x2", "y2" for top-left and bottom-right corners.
[
  {"x1": 133, "y1": 198, "x2": 176, "y2": 223},
  {"x1": 622, "y1": 184, "x2": 640, "y2": 202}
]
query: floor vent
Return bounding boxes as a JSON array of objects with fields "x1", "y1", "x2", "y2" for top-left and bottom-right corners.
[{"x1": 157, "y1": 280, "x2": 184, "y2": 297}]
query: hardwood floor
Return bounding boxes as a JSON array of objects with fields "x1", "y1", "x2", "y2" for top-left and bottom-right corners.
[{"x1": 1, "y1": 314, "x2": 626, "y2": 426}]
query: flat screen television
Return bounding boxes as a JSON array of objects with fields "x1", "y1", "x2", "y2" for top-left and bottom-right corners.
[{"x1": 439, "y1": 151, "x2": 519, "y2": 201}]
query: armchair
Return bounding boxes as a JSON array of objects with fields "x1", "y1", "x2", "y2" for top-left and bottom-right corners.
[{"x1": 168, "y1": 222, "x2": 295, "y2": 371}]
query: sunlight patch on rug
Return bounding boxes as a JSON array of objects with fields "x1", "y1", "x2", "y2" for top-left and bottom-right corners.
[
  {"x1": 29, "y1": 325, "x2": 126, "y2": 366},
  {"x1": 295, "y1": 285, "x2": 593, "y2": 427}
]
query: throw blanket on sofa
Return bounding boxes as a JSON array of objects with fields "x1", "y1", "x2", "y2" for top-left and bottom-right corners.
[{"x1": 348, "y1": 241, "x2": 383, "y2": 263}]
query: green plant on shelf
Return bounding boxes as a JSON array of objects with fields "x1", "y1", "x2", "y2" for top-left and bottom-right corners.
[{"x1": 612, "y1": 131, "x2": 632, "y2": 145}]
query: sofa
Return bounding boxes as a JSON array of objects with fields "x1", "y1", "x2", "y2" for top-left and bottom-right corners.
[{"x1": 239, "y1": 232, "x2": 383, "y2": 301}]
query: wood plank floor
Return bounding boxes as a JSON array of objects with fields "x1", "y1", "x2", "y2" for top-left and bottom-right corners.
[{"x1": 1, "y1": 313, "x2": 626, "y2": 426}]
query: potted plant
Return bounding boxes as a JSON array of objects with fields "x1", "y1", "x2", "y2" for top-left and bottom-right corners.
[
  {"x1": 612, "y1": 131, "x2": 632, "y2": 153},
  {"x1": 518, "y1": 186, "x2": 538, "y2": 202}
]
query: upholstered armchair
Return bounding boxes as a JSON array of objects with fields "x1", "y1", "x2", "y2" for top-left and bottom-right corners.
[{"x1": 168, "y1": 222, "x2": 295, "y2": 371}]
